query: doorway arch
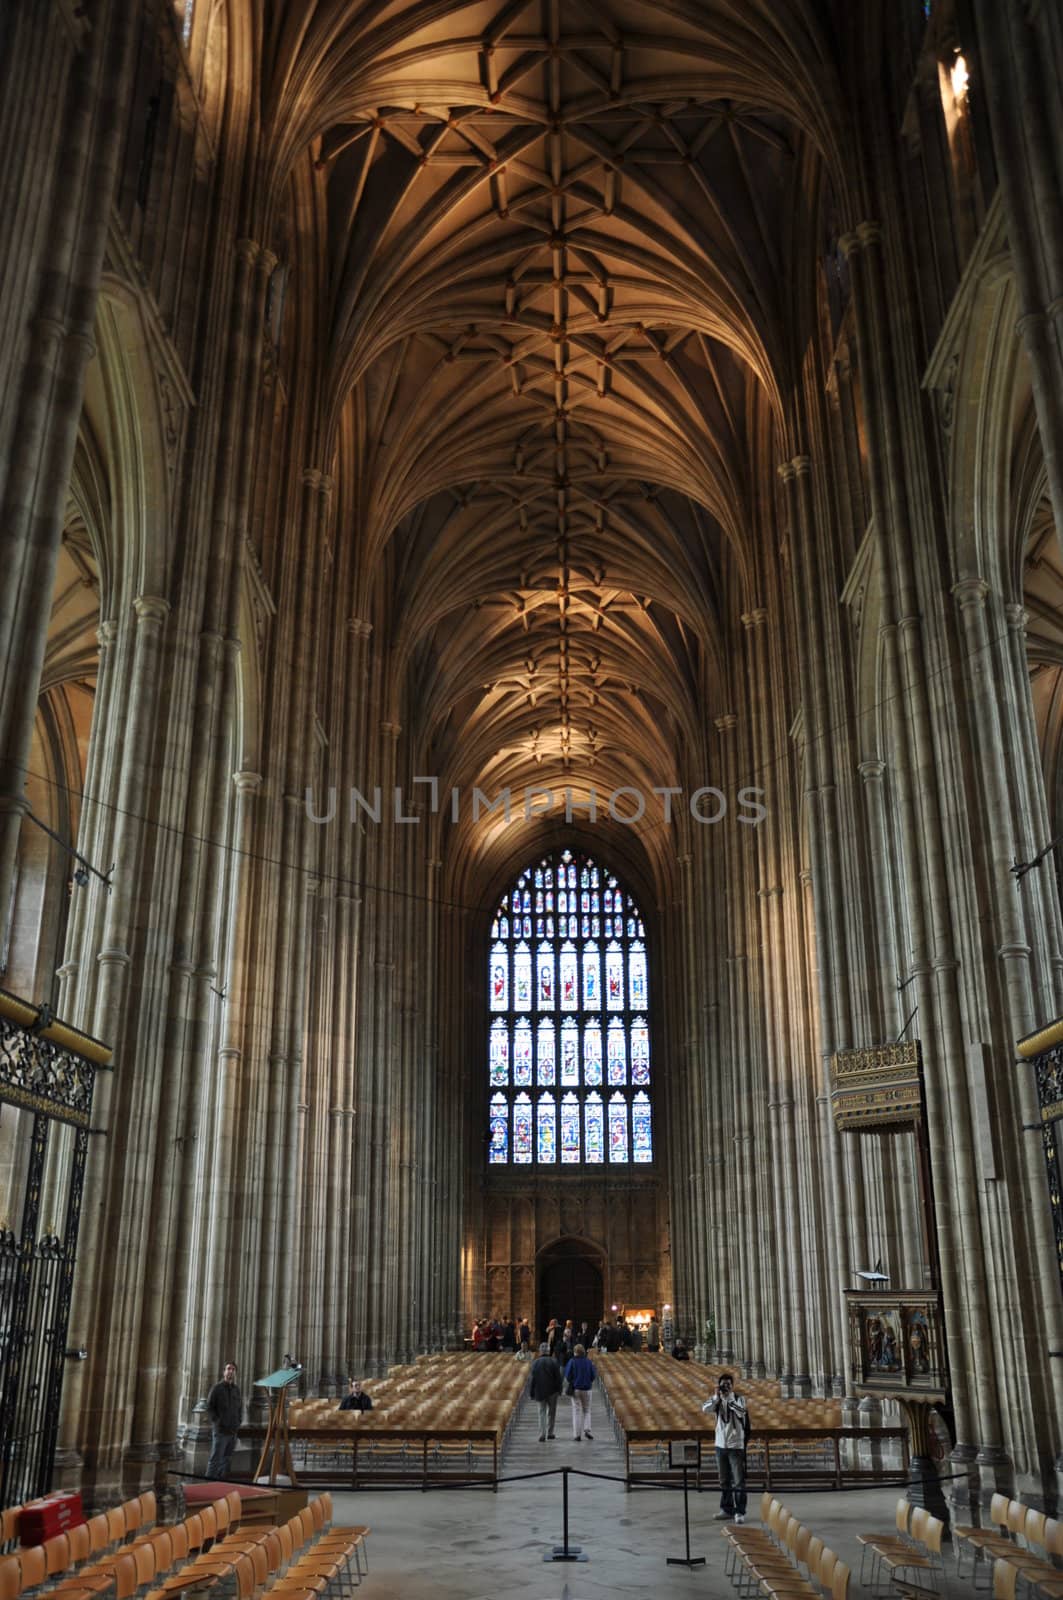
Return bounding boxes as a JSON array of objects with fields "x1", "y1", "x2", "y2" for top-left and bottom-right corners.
[{"x1": 537, "y1": 1237, "x2": 605, "y2": 1336}]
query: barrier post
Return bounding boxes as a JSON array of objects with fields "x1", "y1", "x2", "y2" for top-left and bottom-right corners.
[
  {"x1": 665, "y1": 1445, "x2": 706, "y2": 1568},
  {"x1": 544, "y1": 1467, "x2": 587, "y2": 1562}
]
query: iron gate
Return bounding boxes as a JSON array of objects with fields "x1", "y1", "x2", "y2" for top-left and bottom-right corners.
[{"x1": 0, "y1": 990, "x2": 107, "y2": 1509}]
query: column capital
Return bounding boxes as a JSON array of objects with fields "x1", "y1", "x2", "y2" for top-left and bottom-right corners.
[
  {"x1": 302, "y1": 468, "x2": 333, "y2": 495},
  {"x1": 741, "y1": 606, "x2": 768, "y2": 630},
  {"x1": 133, "y1": 595, "x2": 171, "y2": 625},
  {"x1": 791, "y1": 454, "x2": 812, "y2": 477},
  {"x1": 777, "y1": 460, "x2": 796, "y2": 482},
  {"x1": 1004, "y1": 604, "x2": 1028, "y2": 633},
  {"x1": 951, "y1": 576, "x2": 990, "y2": 610},
  {"x1": 233, "y1": 770, "x2": 263, "y2": 793},
  {"x1": 857, "y1": 758, "x2": 886, "y2": 782},
  {"x1": 97, "y1": 619, "x2": 119, "y2": 647},
  {"x1": 234, "y1": 238, "x2": 261, "y2": 265},
  {"x1": 348, "y1": 617, "x2": 373, "y2": 638},
  {"x1": 380, "y1": 720, "x2": 402, "y2": 740},
  {"x1": 715, "y1": 713, "x2": 737, "y2": 733}
]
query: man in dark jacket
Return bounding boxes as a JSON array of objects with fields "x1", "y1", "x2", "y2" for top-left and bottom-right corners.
[
  {"x1": 529, "y1": 1341, "x2": 563, "y2": 1441},
  {"x1": 338, "y1": 1379, "x2": 373, "y2": 1411},
  {"x1": 205, "y1": 1361, "x2": 243, "y2": 1478}
]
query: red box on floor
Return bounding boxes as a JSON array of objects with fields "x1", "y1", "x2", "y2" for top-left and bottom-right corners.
[{"x1": 18, "y1": 1492, "x2": 85, "y2": 1544}]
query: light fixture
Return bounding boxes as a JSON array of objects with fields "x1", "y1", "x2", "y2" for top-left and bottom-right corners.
[{"x1": 951, "y1": 53, "x2": 969, "y2": 100}]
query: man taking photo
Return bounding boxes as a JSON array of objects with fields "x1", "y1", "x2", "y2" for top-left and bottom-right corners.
[{"x1": 702, "y1": 1371, "x2": 748, "y2": 1523}]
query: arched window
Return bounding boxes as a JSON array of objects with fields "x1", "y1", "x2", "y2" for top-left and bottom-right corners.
[{"x1": 486, "y1": 848, "x2": 653, "y2": 1166}]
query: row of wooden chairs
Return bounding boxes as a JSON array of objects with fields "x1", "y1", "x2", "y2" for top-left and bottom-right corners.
[
  {"x1": 856, "y1": 1497, "x2": 946, "y2": 1591},
  {"x1": 1, "y1": 1498, "x2": 157, "y2": 1563},
  {"x1": 1, "y1": 1493, "x2": 244, "y2": 1600},
  {"x1": 8, "y1": 1492, "x2": 367, "y2": 1600},
  {"x1": 723, "y1": 1492, "x2": 850, "y2": 1598},
  {"x1": 290, "y1": 1354, "x2": 527, "y2": 1441},
  {"x1": 596, "y1": 1359, "x2": 843, "y2": 1438},
  {"x1": 952, "y1": 1492, "x2": 1063, "y2": 1593}
]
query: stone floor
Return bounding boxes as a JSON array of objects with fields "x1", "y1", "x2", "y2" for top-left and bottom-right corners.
[{"x1": 327, "y1": 1392, "x2": 966, "y2": 1600}]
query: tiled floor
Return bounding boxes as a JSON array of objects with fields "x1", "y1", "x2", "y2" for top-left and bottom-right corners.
[{"x1": 327, "y1": 1390, "x2": 962, "y2": 1599}]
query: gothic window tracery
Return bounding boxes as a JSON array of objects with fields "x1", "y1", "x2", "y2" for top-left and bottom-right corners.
[{"x1": 486, "y1": 848, "x2": 653, "y2": 1166}]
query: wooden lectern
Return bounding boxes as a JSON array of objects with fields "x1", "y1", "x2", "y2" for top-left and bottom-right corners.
[{"x1": 252, "y1": 1366, "x2": 303, "y2": 1486}]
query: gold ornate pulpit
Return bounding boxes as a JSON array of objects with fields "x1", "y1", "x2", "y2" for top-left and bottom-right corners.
[{"x1": 831, "y1": 1042, "x2": 953, "y2": 1528}]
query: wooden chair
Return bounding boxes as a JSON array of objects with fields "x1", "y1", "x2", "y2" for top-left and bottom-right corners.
[
  {"x1": 66, "y1": 1526, "x2": 92, "y2": 1569},
  {"x1": 960, "y1": 1491, "x2": 1018, "y2": 1580},
  {"x1": 104, "y1": 1512, "x2": 126, "y2": 1555},
  {"x1": 857, "y1": 1496, "x2": 911, "y2": 1586},
  {"x1": 54, "y1": 1552, "x2": 138, "y2": 1600},
  {"x1": 181, "y1": 1518, "x2": 203, "y2": 1559},
  {"x1": 827, "y1": 1557, "x2": 850, "y2": 1600},
  {"x1": 995, "y1": 1509, "x2": 1063, "y2": 1598},
  {"x1": 992, "y1": 1560, "x2": 1018, "y2": 1600},
  {"x1": 0, "y1": 1556, "x2": 21, "y2": 1600},
  {"x1": 18, "y1": 1548, "x2": 48, "y2": 1594},
  {"x1": 84, "y1": 1520, "x2": 111, "y2": 1562}
]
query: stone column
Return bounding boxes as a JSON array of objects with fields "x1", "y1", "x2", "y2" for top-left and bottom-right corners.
[
  {"x1": 778, "y1": 457, "x2": 862, "y2": 1394},
  {"x1": 844, "y1": 220, "x2": 1003, "y2": 1493},
  {"x1": 0, "y1": 0, "x2": 137, "y2": 931},
  {"x1": 952, "y1": 577, "x2": 1063, "y2": 1453},
  {"x1": 58, "y1": 593, "x2": 171, "y2": 1483},
  {"x1": 972, "y1": 0, "x2": 1063, "y2": 551}
]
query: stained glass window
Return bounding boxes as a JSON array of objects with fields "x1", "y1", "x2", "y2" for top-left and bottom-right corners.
[
  {"x1": 489, "y1": 1094, "x2": 508, "y2": 1162},
  {"x1": 584, "y1": 1092, "x2": 604, "y2": 1162},
  {"x1": 514, "y1": 943, "x2": 532, "y2": 1011},
  {"x1": 538, "y1": 946, "x2": 555, "y2": 1008},
  {"x1": 560, "y1": 1019, "x2": 580, "y2": 1085},
  {"x1": 485, "y1": 849, "x2": 654, "y2": 1165},
  {"x1": 490, "y1": 1020, "x2": 509, "y2": 1086},
  {"x1": 537, "y1": 1020, "x2": 556, "y2": 1086},
  {"x1": 513, "y1": 1094, "x2": 533, "y2": 1163},
  {"x1": 583, "y1": 1025, "x2": 602, "y2": 1086},
  {"x1": 490, "y1": 944, "x2": 508, "y2": 1011},
  {"x1": 608, "y1": 1093, "x2": 629, "y2": 1162},
  {"x1": 514, "y1": 1020, "x2": 533, "y2": 1087},
  {"x1": 537, "y1": 1094, "x2": 556, "y2": 1163},
  {"x1": 561, "y1": 1093, "x2": 580, "y2": 1163},
  {"x1": 632, "y1": 1092, "x2": 652, "y2": 1163}
]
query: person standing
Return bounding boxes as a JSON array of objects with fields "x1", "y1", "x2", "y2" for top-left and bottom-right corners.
[
  {"x1": 529, "y1": 1341, "x2": 563, "y2": 1441},
  {"x1": 563, "y1": 1344, "x2": 596, "y2": 1441},
  {"x1": 647, "y1": 1316, "x2": 660, "y2": 1352},
  {"x1": 518, "y1": 1317, "x2": 531, "y2": 1358},
  {"x1": 205, "y1": 1361, "x2": 243, "y2": 1479},
  {"x1": 702, "y1": 1371, "x2": 748, "y2": 1523}
]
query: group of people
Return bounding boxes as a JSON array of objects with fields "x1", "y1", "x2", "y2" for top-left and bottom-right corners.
[
  {"x1": 470, "y1": 1316, "x2": 531, "y2": 1352},
  {"x1": 471, "y1": 1313, "x2": 668, "y2": 1357}
]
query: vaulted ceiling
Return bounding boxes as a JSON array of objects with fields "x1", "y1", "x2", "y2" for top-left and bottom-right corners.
[{"x1": 263, "y1": 0, "x2": 851, "y2": 860}]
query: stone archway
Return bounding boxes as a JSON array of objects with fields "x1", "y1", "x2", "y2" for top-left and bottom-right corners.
[{"x1": 537, "y1": 1237, "x2": 605, "y2": 1337}]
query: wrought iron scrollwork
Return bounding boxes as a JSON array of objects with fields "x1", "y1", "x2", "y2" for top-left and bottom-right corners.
[
  {"x1": 0, "y1": 1007, "x2": 103, "y2": 1508},
  {"x1": 1033, "y1": 1041, "x2": 1063, "y2": 1296}
]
